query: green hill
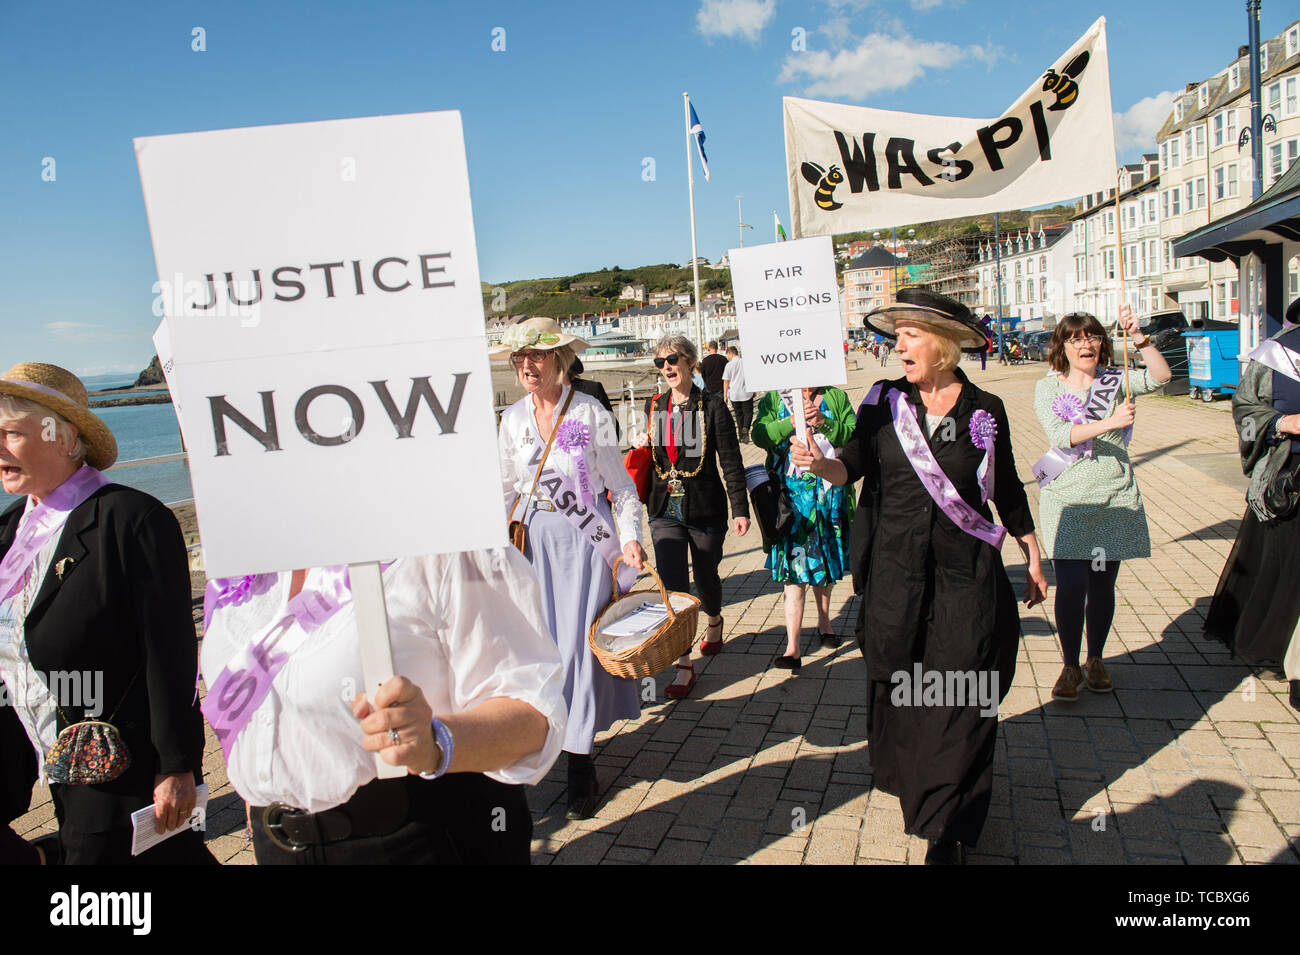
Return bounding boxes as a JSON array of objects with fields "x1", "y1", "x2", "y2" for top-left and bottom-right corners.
[{"x1": 482, "y1": 264, "x2": 732, "y2": 317}]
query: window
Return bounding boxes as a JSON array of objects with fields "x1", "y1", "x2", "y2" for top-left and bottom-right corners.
[
  {"x1": 1160, "y1": 141, "x2": 1169, "y2": 170},
  {"x1": 1194, "y1": 124, "x2": 1205, "y2": 159},
  {"x1": 1015, "y1": 260, "x2": 1022, "y2": 278},
  {"x1": 1227, "y1": 108, "x2": 1238, "y2": 146},
  {"x1": 1260, "y1": 46, "x2": 1267, "y2": 74},
  {"x1": 1105, "y1": 249, "x2": 1116, "y2": 280},
  {"x1": 1268, "y1": 82, "x2": 1282, "y2": 117},
  {"x1": 1171, "y1": 188, "x2": 1181, "y2": 215},
  {"x1": 1195, "y1": 176, "x2": 1206, "y2": 209},
  {"x1": 1288, "y1": 25, "x2": 1299, "y2": 59},
  {"x1": 1163, "y1": 240, "x2": 1173, "y2": 272},
  {"x1": 1040, "y1": 255, "x2": 1047, "y2": 272},
  {"x1": 1170, "y1": 137, "x2": 1181, "y2": 168},
  {"x1": 1214, "y1": 165, "x2": 1225, "y2": 200},
  {"x1": 1147, "y1": 196, "x2": 1157, "y2": 222},
  {"x1": 1027, "y1": 257, "x2": 1035, "y2": 275},
  {"x1": 1269, "y1": 143, "x2": 1284, "y2": 185},
  {"x1": 1039, "y1": 276, "x2": 1047, "y2": 300},
  {"x1": 1162, "y1": 189, "x2": 1170, "y2": 219},
  {"x1": 1213, "y1": 111, "x2": 1225, "y2": 147},
  {"x1": 1174, "y1": 101, "x2": 1184, "y2": 122},
  {"x1": 1106, "y1": 210, "x2": 1115, "y2": 234},
  {"x1": 1287, "y1": 77, "x2": 1298, "y2": 117},
  {"x1": 1198, "y1": 84, "x2": 1208, "y2": 109},
  {"x1": 1230, "y1": 63, "x2": 1240, "y2": 89}
]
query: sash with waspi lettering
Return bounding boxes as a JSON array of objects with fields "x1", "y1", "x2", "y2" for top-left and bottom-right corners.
[
  {"x1": 863, "y1": 383, "x2": 1007, "y2": 548},
  {"x1": 520, "y1": 440, "x2": 635, "y2": 590},
  {"x1": 1031, "y1": 367, "x2": 1130, "y2": 488}
]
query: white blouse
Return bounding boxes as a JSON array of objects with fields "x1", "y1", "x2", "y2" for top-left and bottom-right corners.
[
  {"x1": 498, "y1": 386, "x2": 643, "y2": 549},
  {"x1": 199, "y1": 550, "x2": 567, "y2": 813}
]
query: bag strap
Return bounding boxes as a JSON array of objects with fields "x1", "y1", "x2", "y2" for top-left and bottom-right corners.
[{"x1": 509, "y1": 388, "x2": 576, "y2": 523}]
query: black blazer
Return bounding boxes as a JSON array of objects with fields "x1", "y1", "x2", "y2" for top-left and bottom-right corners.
[
  {"x1": 644, "y1": 387, "x2": 750, "y2": 528},
  {"x1": 0, "y1": 484, "x2": 205, "y2": 831}
]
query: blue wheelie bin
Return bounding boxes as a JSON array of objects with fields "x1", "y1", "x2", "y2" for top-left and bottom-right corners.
[{"x1": 1184, "y1": 327, "x2": 1239, "y2": 402}]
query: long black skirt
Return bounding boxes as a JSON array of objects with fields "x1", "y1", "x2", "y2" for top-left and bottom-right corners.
[
  {"x1": 858, "y1": 562, "x2": 1019, "y2": 846},
  {"x1": 1204, "y1": 506, "x2": 1300, "y2": 669}
]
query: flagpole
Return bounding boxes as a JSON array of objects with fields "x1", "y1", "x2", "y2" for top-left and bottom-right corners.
[{"x1": 684, "y1": 92, "x2": 704, "y2": 349}]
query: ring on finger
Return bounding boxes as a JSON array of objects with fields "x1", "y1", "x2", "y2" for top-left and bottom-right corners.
[{"x1": 387, "y1": 728, "x2": 401, "y2": 746}]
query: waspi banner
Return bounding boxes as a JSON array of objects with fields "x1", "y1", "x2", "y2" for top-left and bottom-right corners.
[{"x1": 785, "y1": 17, "x2": 1115, "y2": 236}]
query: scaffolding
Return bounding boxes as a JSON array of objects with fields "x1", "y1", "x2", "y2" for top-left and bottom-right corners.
[{"x1": 903, "y1": 233, "x2": 986, "y2": 311}]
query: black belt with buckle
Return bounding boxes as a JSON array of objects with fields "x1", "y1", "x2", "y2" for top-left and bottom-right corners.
[{"x1": 257, "y1": 777, "x2": 412, "y2": 853}]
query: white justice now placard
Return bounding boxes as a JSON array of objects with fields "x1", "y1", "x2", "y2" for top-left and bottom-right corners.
[
  {"x1": 728, "y1": 235, "x2": 847, "y2": 393},
  {"x1": 136, "y1": 111, "x2": 505, "y2": 577}
]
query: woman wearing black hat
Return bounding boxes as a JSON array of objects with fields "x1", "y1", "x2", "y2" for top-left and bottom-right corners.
[
  {"x1": 1205, "y1": 297, "x2": 1300, "y2": 710},
  {"x1": 792, "y1": 288, "x2": 1048, "y2": 864}
]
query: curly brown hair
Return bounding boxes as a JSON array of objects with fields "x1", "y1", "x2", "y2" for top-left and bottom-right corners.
[{"x1": 1047, "y1": 312, "x2": 1113, "y2": 374}]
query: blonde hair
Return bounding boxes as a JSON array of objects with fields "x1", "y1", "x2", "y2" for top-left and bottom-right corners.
[
  {"x1": 0, "y1": 396, "x2": 87, "y2": 465},
  {"x1": 897, "y1": 321, "x2": 962, "y2": 372}
]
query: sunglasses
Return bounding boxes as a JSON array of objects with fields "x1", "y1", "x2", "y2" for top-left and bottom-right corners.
[
  {"x1": 510, "y1": 350, "x2": 550, "y2": 366},
  {"x1": 653, "y1": 353, "x2": 681, "y2": 369}
]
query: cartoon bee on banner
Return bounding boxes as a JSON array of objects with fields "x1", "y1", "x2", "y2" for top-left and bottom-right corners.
[
  {"x1": 801, "y1": 162, "x2": 844, "y2": 211},
  {"x1": 1041, "y1": 51, "x2": 1089, "y2": 112}
]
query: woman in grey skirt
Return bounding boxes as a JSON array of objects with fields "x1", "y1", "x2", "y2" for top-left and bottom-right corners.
[{"x1": 495, "y1": 318, "x2": 648, "y2": 819}]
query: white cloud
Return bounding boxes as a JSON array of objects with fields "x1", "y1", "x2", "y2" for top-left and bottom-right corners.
[
  {"x1": 45, "y1": 322, "x2": 130, "y2": 344},
  {"x1": 696, "y1": 0, "x2": 776, "y2": 42},
  {"x1": 1113, "y1": 91, "x2": 1176, "y2": 153},
  {"x1": 779, "y1": 31, "x2": 998, "y2": 101},
  {"x1": 910, "y1": 0, "x2": 949, "y2": 9}
]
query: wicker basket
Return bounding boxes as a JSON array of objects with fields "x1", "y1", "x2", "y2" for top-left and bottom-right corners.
[{"x1": 588, "y1": 557, "x2": 701, "y2": 679}]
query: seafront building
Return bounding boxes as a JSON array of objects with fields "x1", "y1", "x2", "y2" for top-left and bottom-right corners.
[
  {"x1": 973, "y1": 223, "x2": 1076, "y2": 333},
  {"x1": 1156, "y1": 21, "x2": 1300, "y2": 322}
]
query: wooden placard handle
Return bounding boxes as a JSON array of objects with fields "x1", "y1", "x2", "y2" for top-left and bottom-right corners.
[{"x1": 350, "y1": 560, "x2": 405, "y2": 779}]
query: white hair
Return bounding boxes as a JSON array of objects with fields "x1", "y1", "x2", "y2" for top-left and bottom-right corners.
[{"x1": 0, "y1": 396, "x2": 87, "y2": 465}]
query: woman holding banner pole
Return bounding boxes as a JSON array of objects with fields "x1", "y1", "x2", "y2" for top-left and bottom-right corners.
[
  {"x1": 495, "y1": 317, "x2": 648, "y2": 820},
  {"x1": 1032, "y1": 306, "x2": 1170, "y2": 702},
  {"x1": 201, "y1": 553, "x2": 567, "y2": 864},
  {"x1": 791, "y1": 288, "x2": 1047, "y2": 865}
]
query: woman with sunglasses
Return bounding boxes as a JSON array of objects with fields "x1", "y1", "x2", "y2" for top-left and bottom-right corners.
[
  {"x1": 640, "y1": 336, "x2": 749, "y2": 699},
  {"x1": 494, "y1": 317, "x2": 647, "y2": 820},
  {"x1": 1033, "y1": 306, "x2": 1171, "y2": 701}
]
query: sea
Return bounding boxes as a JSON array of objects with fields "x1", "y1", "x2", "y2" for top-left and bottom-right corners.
[{"x1": 0, "y1": 373, "x2": 192, "y2": 511}]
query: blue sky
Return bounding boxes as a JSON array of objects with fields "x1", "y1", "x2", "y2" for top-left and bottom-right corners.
[{"x1": 3, "y1": 0, "x2": 1295, "y2": 376}]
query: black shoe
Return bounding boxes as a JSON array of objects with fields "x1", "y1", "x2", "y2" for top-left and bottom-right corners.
[
  {"x1": 1290, "y1": 680, "x2": 1300, "y2": 712},
  {"x1": 565, "y1": 755, "x2": 600, "y2": 820},
  {"x1": 819, "y1": 631, "x2": 841, "y2": 650},
  {"x1": 772, "y1": 654, "x2": 801, "y2": 673},
  {"x1": 924, "y1": 839, "x2": 967, "y2": 865}
]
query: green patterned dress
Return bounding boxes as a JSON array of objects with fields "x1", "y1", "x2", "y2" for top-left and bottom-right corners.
[
  {"x1": 752, "y1": 389, "x2": 857, "y2": 585},
  {"x1": 1033, "y1": 368, "x2": 1164, "y2": 561}
]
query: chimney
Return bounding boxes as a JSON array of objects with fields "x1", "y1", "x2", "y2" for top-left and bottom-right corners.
[
  {"x1": 1238, "y1": 45, "x2": 1249, "y2": 57},
  {"x1": 1185, "y1": 82, "x2": 1197, "y2": 92}
]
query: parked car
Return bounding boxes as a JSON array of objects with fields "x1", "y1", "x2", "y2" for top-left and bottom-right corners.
[
  {"x1": 1025, "y1": 330, "x2": 1052, "y2": 362},
  {"x1": 1111, "y1": 310, "x2": 1189, "y2": 369}
]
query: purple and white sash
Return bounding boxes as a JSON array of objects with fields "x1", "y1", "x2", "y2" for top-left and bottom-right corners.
[
  {"x1": 882, "y1": 389, "x2": 1007, "y2": 549},
  {"x1": 522, "y1": 441, "x2": 635, "y2": 591},
  {"x1": 201, "y1": 566, "x2": 352, "y2": 763},
  {"x1": 1247, "y1": 339, "x2": 1300, "y2": 384},
  {"x1": 1031, "y1": 367, "x2": 1130, "y2": 488},
  {"x1": 0, "y1": 467, "x2": 108, "y2": 604}
]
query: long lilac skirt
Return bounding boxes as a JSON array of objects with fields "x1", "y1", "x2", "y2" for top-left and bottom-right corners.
[{"x1": 522, "y1": 501, "x2": 639, "y2": 754}]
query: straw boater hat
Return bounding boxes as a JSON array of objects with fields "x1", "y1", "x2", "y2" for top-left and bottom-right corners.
[
  {"x1": 863, "y1": 287, "x2": 990, "y2": 353},
  {"x1": 488, "y1": 316, "x2": 590, "y2": 360},
  {"x1": 0, "y1": 363, "x2": 118, "y2": 469}
]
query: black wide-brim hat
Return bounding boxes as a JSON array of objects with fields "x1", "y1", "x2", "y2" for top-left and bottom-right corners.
[{"x1": 863, "y1": 287, "x2": 989, "y2": 353}]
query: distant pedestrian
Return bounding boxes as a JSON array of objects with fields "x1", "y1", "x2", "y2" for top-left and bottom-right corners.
[
  {"x1": 1033, "y1": 306, "x2": 1171, "y2": 702},
  {"x1": 879, "y1": 341, "x2": 890, "y2": 367},
  {"x1": 699, "y1": 340, "x2": 728, "y2": 397},
  {"x1": 722, "y1": 346, "x2": 753, "y2": 443}
]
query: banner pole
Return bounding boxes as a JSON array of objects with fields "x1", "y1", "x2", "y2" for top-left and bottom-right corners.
[
  {"x1": 1115, "y1": 172, "x2": 1130, "y2": 400},
  {"x1": 684, "y1": 93, "x2": 704, "y2": 349},
  {"x1": 350, "y1": 561, "x2": 405, "y2": 779}
]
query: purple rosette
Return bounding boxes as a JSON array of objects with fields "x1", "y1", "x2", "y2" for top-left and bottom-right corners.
[
  {"x1": 969, "y1": 409, "x2": 997, "y2": 503},
  {"x1": 555, "y1": 418, "x2": 596, "y2": 507},
  {"x1": 1051, "y1": 392, "x2": 1091, "y2": 457},
  {"x1": 202, "y1": 574, "x2": 275, "y2": 632}
]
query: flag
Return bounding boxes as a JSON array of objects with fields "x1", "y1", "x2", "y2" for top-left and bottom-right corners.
[
  {"x1": 689, "y1": 101, "x2": 710, "y2": 181},
  {"x1": 784, "y1": 17, "x2": 1114, "y2": 235},
  {"x1": 774, "y1": 211, "x2": 788, "y2": 241}
]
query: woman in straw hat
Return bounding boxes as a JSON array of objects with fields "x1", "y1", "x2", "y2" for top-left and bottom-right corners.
[
  {"x1": 494, "y1": 317, "x2": 648, "y2": 819},
  {"x1": 0, "y1": 363, "x2": 213, "y2": 864},
  {"x1": 792, "y1": 288, "x2": 1048, "y2": 865}
]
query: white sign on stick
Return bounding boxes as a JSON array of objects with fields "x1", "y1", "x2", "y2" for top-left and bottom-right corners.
[
  {"x1": 729, "y1": 235, "x2": 847, "y2": 395},
  {"x1": 135, "y1": 111, "x2": 504, "y2": 578}
]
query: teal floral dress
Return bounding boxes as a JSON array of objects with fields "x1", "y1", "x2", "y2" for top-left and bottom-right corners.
[{"x1": 753, "y1": 389, "x2": 857, "y2": 586}]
